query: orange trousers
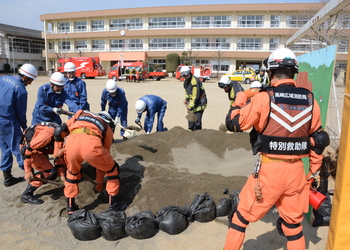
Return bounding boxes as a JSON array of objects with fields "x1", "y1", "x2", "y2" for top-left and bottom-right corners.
[
  {"x1": 224, "y1": 160, "x2": 309, "y2": 250},
  {"x1": 64, "y1": 133, "x2": 119, "y2": 198},
  {"x1": 24, "y1": 154, "x2": 54, "y2": 188}
]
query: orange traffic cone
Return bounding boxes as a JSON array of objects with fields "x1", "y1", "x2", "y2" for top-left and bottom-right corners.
[{"x1": 309, "y1": 189, "x2": 326, "y2": 210}]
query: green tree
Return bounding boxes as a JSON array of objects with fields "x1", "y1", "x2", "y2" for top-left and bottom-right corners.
[{"x1": 166, "y1": 53, "x2": 180, "y2": 74}]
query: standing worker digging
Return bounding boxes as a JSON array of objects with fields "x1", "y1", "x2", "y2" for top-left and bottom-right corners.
[
  {"x1": 181, "y1": 66, "x2": 207, "y2": 131},
  {"x1": 224, "y1": 48, "x2": 329, "y2": 250},
  {"x1": 55, "y1": 110, "x2": 122, "y2": 215},
  {"x1": 0, "y1": 64, "x2": 38, "y2": 187}
]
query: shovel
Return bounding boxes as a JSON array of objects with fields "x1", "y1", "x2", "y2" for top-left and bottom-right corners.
[
  {"x1": 115, "y1": 122, "x2": 136, "y2": 139},
  {"x1": 29, "y1": 177, "x2": 65, "y2": 188},
  {"x1": 58, "y1": 109, "x2": 75, "y2": 116},
  {"x1": 186, "y1": 111, "x2": 198, "y2": 122}
]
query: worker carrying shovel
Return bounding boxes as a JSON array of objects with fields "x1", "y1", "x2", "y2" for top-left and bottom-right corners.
[
  {"x1": 20, "y1": 122, "x2": 67, "y2": 205},
  {"x1": 54, "y1": 110, "x2": 123, "y2": 215}
]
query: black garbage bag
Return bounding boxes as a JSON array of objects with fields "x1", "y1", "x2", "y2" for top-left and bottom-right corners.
[
  {"x1": 95, "y1": 210, "x2": 127, "y2": 241},
  {"x1": 188, "y1": 193, "x2": 216, "y2": 222},
  {"x1": 312, "y1": 192, "x2": 332, "y2": 227},
  {"x1": 125, "y1": 210, "x2": 158, "y2": 239},
  {"x1": 156, "y1": 206, "x2": 189, "y2": 235},
  {"x1": 67, "y1": 209, "x2": 101, "y2": 241},
  {"x1": 216, "y1": 198, "x2": 231, "y2": 217}
]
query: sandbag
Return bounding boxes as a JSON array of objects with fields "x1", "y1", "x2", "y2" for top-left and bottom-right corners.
[
  {"x1": 125, "y1": 210, "x2": 158, "y2": 239},
  {"x1": 216, "y1": 198, "x2": 231, "y2": 217},
  {"x1": 188, "y1": 193, "x2": 216, "y2": 222},
  {"x1": 67, "y1": 209, "x2": 101, "y2": 241},
  {"x1": 156, "y1": 206, "x2": 189, "y2": 235},
  {"x1": 95, "y1": 210, "x2": 126, "y2": 241},
  {"x1": 312, "y1": 192, "x2": 332, "y2": 227}
]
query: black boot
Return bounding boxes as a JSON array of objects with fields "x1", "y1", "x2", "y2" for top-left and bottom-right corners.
[
  {"x1": 3, "y1": 170, "x2": 24, "y2": 187},
  {"x1": 20, "y1": 184, "x2": 44, "y2": 204},
  {"x1": 66, "y1": 197, "x2": 79, "y2": 216},
  {"x1": 109, "y1": 195, "x2": 128, "y2": 211}
]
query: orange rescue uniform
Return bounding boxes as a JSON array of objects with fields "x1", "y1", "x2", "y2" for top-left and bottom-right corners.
[
  {"x1": 22, "y1": 123, "x2": 66, "y2": 188},
  {"x1": 233, "y1": 87, "x2": 261, "y2": 107},
  {"x1": 224, "y1": 79, "x2": 323, "y2": 250},
  {"x1": 63, "y1": 110, "x2": 119, "y2": 198}
]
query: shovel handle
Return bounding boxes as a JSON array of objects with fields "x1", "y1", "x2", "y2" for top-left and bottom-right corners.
[{"x1": 29, "y1": 177, "x2": 65, "y2": 188}]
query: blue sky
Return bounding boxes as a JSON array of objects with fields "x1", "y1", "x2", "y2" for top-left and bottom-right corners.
[{"x1": 1, "y1": 0, "x2": 322, "y2": 31}]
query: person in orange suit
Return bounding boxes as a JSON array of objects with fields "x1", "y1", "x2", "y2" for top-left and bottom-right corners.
[
  {"x1": 55, "y1": 110, "x2": 121, "y2": 215},
  {"x1": 224, "y1": 48, "x2": 329, "y2": 250},
  {"x1": 20, "y1": 122, "x2": 66, "y2": 205}
]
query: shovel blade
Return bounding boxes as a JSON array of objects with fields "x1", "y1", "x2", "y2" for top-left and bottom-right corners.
[{"x1": 186, "y1": 112, "x2": 198, "y2": 122}]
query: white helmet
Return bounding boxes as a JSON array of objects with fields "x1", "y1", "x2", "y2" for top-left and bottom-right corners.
[
  {"x1": 19, "y1": 63, "x2": 38, "y2": 79},
  {"x1": 106, "y1": 79, "x2": 118, "y2": 93},
  {"x1": 50, "y1": 72, "x2": 65, "y2": 86},
  {"x1": 64, "y1": 62, "x2": 76, "y2": 72},
  {"x1": 250, "y1": 80, "x2": 262, "y2": 89},
  {"x1": 180, "y1": 66, "x2": 191, "y2": 77},
  {"x1": 267, "y1": 48, "x2": 299, "y2": 73},
  {"x1": 97, "y1": 111, "x2": 115, "y2": 131},
  {"x1": 218, "y1": 75, "x2": 231, "y2": 88},
  {"x1": 135, "y1": 99, "x2": 146, "y2": 113}
]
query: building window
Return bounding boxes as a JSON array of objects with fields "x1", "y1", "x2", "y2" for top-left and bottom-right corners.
[
  {"x1": 110, "y1": 39, "x2": 143, "y2": 50},
  {"x1": 192, "y1": 16, "x2": 231, "y2": 28},
  {"x1": 60, "y1": 41, "x2": 70, "y2": 52},
  {"x1": 194, "y1": 59, "x2": 210, "y2": 65},
  {"x1": 270, "y1": 15, "x2": 280, "y2": 28},
  {"x1": 149, "y1": 17, "x2": 185, "y2": 29},
  {"x1": 191, "y1": 38, "x2": 230, "y2": 50},
  {"x1": 92, "y1": 40, "x2": 105, "y2": 51},
  {"x1": 149, "y1": 38, "x2": 185, "y2": 50},
  {"x1": 338, "y1": 39, "x2": 349, "y2": 52},
  {"x1": 149, "y1": 59, "x2": 166, "y2": 70},
  {"x1": 286, "y1": 15, "x2": 311, "y2": 28},
  {"x1": 74, "y1": 21, "x2": 87, "y2": 32},
  {"x1": 237, "y1": 38, "x2": 262, "y2": 50},
  {"x1": 58, "y1": 22, "x2": 70, "y2": 33},
  {"x1": 30, "y1": 40, "x2": 45, "y2": 54},
  {"x1": 91, "y1": 20, "x2": 105, "y2": 31},
  {"x1": 238, "y1": 15, "x2": 263, "y2": 28},
  {"x1": 211, "y1": 59, "x2": 230, "y2": 72},
  {"x1": 75, "y1": 40, "x2": 87, "y2": 52},
  {"x1": 288, "y1": 43, "x2": 312, "y2": 52},
  {"x1": 269, "y1": 38, "x2": 280, "y2": 51},
  {"x1": 109, "y1": 18, "x2": 143, "y2": 30},
  {"x1": 338, "y1": 15, "x2": 350, "y2": 29}
]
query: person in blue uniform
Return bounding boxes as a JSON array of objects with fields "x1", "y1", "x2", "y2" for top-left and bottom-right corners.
[
  {"x1": 134, "y1": 95, "x2": 167, "y2": 134},
  {"x1": 63, "y1": 62, "x2": 90, "y2": 113},
  {"x1": 101, "y1": 79, "x2": 128, "y2": 137},
  {"x1": 31, "y1": 72, "x2": 69, "y2": 125},
  {"x1": 0, "y1": 63, "x2": 38, "y2": 187}
]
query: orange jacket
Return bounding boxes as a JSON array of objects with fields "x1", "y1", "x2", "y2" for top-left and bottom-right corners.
[
  {"x1": 233, "y1": 87, "x2": 260, "y2": 107},
  {"x1": 65, "y1": 110, "x2": 114, "y2": 150},
  {"x1": 230, "y1": 79, "x2": 323, "y2": 172}
]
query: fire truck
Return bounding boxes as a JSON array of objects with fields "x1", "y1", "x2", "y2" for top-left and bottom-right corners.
[
  {"x1": 57, "y1": 57, "x2": 106, "y2": 79},
  {"x1": 175, "y1": 64, "x2": 212, "y2": 82},
  {"x1": 108, "y1": 61, "x2": 168, "y2": 81}
]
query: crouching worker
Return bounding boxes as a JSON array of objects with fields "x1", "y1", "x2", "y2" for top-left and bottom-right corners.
[
  {"x1": 55, "y1": 110, "x2": 121, "y2": 215},
  {"x1": 20, "y1": 122, "x2": 67, "y2": 204}
]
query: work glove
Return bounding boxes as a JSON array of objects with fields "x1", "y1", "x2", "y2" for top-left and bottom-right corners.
[
  {"x1": 135, "y1": 117, "x2": 141, "y2": 124},
  {"x1": 115, "y1": 116, "x2": 120, "y2": 124},
  {"x1": 307, "y1": 170, "x2": 321, "y2": 189},
  {"x1": 94, "y1": 183, "x2": 104, "y2": 192},
  {"x1": 53, "y1": 107, "x2": 64, "y2": 115}
]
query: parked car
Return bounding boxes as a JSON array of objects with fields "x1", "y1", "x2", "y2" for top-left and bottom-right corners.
[{"x1": 224, "y1": 69, "x2": 255, "y2": 84}]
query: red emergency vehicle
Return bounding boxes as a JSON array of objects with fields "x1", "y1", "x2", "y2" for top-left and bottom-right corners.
[
  {"x1": 108, "y1": 61, "x2": 167, "y2": 81},
  {"x1": 175, "y1": 64, "x2": 212, "y2": 82},
  {"x1": 57, "y1": 57, "x2": 106, "y2": 79}
]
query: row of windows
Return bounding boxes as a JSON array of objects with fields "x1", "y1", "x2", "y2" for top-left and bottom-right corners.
[
  {"x1": 54, "y1": 13, "x2": 350, "y2": 32},
  {"x1": 51, "y1": 37, "x2": 349, "y2": 53},
  {"x1": 9, "y1": 38, "x2": 45, "y2": 54}
]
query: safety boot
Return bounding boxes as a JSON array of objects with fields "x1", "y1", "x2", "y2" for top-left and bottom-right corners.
[
  {"x1": 20, "y1": 184, "x2": 44, "y2": 204},
  {"x1": 66, "y1": 197, "x2": 79, "y2": 216},
  {"x1": 109, "y1": 195, "x2": 128, "y2": 211},
  {"x1": 3, "y1": 170, "x2": 24, "y2": 187}
]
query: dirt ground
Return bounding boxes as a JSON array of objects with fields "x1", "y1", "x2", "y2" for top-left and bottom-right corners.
[{"x1": 0, "y1": 76, "x2": 332, "y2": 250}]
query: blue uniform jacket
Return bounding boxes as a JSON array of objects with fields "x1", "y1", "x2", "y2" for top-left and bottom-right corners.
[
  {"x1": 0, "y1": 75, "x2": 28, "y2": 130},
  {"x1": 31, "y1": 83, "x2": 69, "y2": 125},
  {"x1": 100, "y1": 88, "x2": 128, "y2": 119},
  {"x1": 64, "y1": 77, "x2": 90, "y2": 113},
  {"x1": 137, "y1": 95, "x2": 167, "y2": 133}
]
